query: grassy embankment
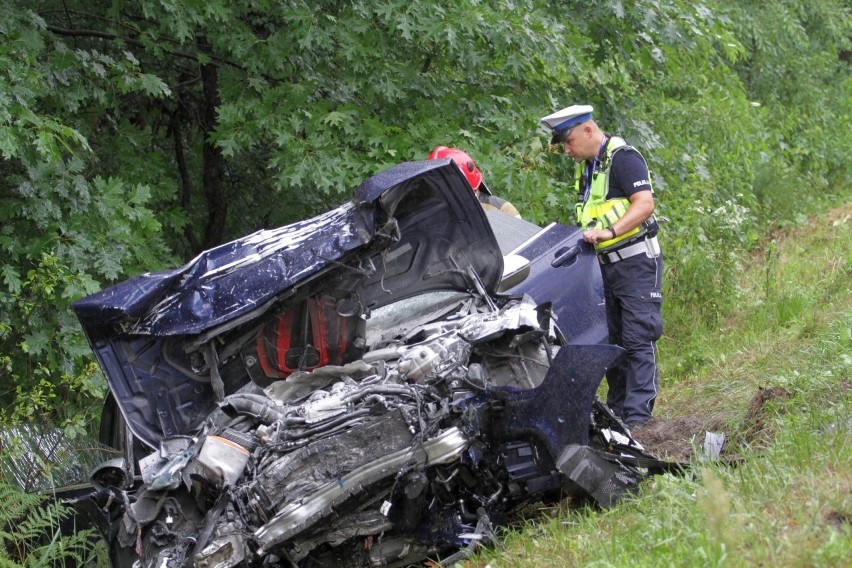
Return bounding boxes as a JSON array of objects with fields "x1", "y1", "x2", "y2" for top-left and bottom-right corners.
[{"x1": 472, "y1": 203, "x2": 852, "y2": 567}]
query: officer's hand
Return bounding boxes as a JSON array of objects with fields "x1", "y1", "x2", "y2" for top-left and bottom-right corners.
[{"x1": 583, "y1": 229, "x2": 609, "y2": 245}]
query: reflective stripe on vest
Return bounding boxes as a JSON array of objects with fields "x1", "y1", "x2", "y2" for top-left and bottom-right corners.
[{"x1": 575, "y1": 136, "x2": 654, "y2": 252}]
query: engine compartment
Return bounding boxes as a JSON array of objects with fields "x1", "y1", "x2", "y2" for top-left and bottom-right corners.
[{"x1": 103, "y1": 293, "x2": 648, "y2": 567}]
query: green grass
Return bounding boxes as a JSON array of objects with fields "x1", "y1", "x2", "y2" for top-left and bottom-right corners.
[{"x1": 468, "y1": 204, "x2": 852, "y2": 567}]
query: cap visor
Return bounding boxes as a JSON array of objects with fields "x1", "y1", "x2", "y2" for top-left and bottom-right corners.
[{"x1": 550, "y1": 131, "x2": 567, "y2": 145}]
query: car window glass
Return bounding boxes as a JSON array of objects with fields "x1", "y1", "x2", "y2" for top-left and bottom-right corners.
[{"x1": 364, "y1": 291, "x2": 471, "y2": 347}]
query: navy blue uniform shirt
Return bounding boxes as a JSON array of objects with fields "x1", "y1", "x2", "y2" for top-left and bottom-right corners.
[{"x1": 604, "y1": 143, "x2": 658, "y2": 237}]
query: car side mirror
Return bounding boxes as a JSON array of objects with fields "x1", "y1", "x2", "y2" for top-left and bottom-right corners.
[
  {"x1": 91, "y1": 457, "x2": 134, "y2": 490},
  {"x1": 498, "y1": 254, "x2": 531, "y2": 292}
]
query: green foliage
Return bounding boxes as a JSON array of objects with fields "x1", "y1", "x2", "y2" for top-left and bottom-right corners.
[
  {"x1": 0, "y1": 4, "x2": 175, "y2": 433},
  {"x1": 195, "y1": 0, "x2": 582, "y2": 229},
  {"x1": 728, "y1": 0, "x2": 852, "y2": 223},
  {"x1": 651, "y1": 0, "x2": 851, "y2": 334},
  {"x1": 0, "y1": 483, "x2": 108, "y2": 567},
  {"x1": 0, "y1": 252, "x2": 105, "y2": 436}
]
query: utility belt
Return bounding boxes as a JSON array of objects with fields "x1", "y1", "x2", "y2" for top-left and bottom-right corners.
[{"x1": 598, "y1": 235, "x2": 661, "y2": 265}]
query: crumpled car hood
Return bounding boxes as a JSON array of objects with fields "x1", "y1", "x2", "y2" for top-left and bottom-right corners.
[
  {"x1": 73, "y1": 160, "x2": 504, "y2": 448},
  {"x1": 74, "y1": 160, "x2": 502, "y2": 336}
]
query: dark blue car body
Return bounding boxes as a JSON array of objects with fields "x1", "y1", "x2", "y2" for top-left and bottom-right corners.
[
  {"x1": 61, "y1": 159, "x2": 644, "y2": 568},
  {"x1": 73, "y1": 159, "x2": 607, "y2": 451}
]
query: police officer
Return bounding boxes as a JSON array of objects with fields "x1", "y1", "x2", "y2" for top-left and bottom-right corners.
[
  {"x1": 540, "y1": 105, "x2": 663, "y2": 428},
  {"x1": 428, "y1": 146, "x2": 522, "y2": 218}
]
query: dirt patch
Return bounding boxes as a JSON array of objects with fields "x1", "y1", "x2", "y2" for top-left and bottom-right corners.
[
  {"x1": 630, "y1": 415, "x2": 728, "y2": 463},
  {"x1": 742, "y1": 385, "x2": 791, "y2": 441},
  {"x1": 824, "y1": 510, "x2": 851, "y2": 531},
  {"x1": 825, "y1": 202, "x2": 852, "y2": 224},
  {"x1": 631, "y1": 386, "x2": 791, "y2": 463}
]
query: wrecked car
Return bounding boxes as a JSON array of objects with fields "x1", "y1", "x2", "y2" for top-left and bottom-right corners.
[{"x1": 69, "y1": 159, "x2": 673, "y2": 567}]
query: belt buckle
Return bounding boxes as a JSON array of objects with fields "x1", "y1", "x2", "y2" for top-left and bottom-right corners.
[{"x1": 598, "y1": 250, "x2": 616, "y2": 265}]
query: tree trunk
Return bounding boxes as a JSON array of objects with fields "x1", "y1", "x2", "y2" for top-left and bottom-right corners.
[{"x1": 199, "y1": 37, "x2": 227, "y2": 252}]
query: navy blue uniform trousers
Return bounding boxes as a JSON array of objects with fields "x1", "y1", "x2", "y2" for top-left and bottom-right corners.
[{"x1": 600, "y1": 250, "x2": 663, "y2": 425}]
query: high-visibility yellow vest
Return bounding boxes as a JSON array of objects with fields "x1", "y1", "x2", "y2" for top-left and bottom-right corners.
[{"x1": 575, "y1": 136, "x2": 655, "y2": 252}]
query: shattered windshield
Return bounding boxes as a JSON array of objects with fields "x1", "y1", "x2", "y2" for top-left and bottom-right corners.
[{"x1": 364, "y1": 290, "x2": 472, "y2": 348}]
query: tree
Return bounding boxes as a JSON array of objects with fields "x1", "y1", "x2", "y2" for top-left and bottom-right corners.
[{"x1": 0, "y1": 4, "x2": 173, "y2": 432}]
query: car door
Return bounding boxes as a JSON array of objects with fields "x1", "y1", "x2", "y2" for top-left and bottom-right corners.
[{"x1": 486, "y1": 211, "x2": 607, "y2": 345}]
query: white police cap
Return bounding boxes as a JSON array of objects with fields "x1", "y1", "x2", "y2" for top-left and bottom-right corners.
[{"x1": 540, "y1": 105, "x2": 594, "y2": 144}]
